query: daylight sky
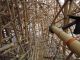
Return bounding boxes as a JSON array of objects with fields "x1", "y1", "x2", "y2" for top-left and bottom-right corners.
[{"x1": 59, "y1": 0, "x2": 64, "y2": 5}]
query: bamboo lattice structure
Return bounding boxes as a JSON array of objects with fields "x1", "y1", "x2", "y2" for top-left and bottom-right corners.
[{"x1": 0, "y1": 0, "x2": 80, "y2": 60}]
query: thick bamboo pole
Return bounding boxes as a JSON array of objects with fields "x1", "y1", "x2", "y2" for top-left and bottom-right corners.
[
  {"x1": 50, "y1": 24, "x2": 80, "y2": 56},
  {"x1": 63, "y1": 0, "x2": 69, "y2": 59}
]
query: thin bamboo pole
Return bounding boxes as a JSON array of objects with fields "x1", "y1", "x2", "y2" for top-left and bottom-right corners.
[
  {"x1": 52, "y1": 0, "x2": 70, "y2": 24},
  {"x1": 6, "y1": 0, "x2": 25, "y2": 53},
  {"x1": 0, "y1": 17, "x2": 2, "y2": 44},
  {"x1": 0, "y1": 43, "x2": 14, "y2": 52}
]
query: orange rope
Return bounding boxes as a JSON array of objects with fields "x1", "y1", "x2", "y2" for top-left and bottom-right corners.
[{"x1": 65, "y1": 38, "x2": 76, "y2": 46}]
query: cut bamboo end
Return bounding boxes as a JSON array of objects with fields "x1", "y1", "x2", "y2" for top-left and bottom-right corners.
[{"x1": 50, "y1": 24, "x2": 72, "y2": 42}]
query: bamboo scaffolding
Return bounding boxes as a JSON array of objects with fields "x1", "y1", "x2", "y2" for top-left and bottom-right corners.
[{"x1": 0, "y1": 0, "x2": 80, "y2": 60}]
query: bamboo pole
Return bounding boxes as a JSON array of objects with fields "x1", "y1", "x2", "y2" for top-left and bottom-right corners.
[
  {"x1": 50, "y1": 24, "x2": 80, "y2": 56},
  {"x1": 6, "y1": 0, "x2": 25, "y2": 53},
  {"x1": 65, "y1": 1, "x2": 74, "y2": 59},
  {"x1": 0, "y1": 17, "x2": 2, "y2": 44},
  {"x1": 63, "y1": 0, "x2": 69, "y2": 59},
  {"x1": 19, "y1": 53, "x2": 27, "y2": 60},
  {"x1": 52, "y1": 0, "x2": 70, "y2": 24},
  {"x1": 0, "y1": 43, "x2": 14, "y2": 52}
]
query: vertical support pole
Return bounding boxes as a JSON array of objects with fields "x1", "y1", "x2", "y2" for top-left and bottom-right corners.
[
  {"x1": 63, "y1": 0, "x2": 69, "y2": 59},
  {"x1": 0, "y1": 17, "x2": 2, "y2": 44},
  {"x1": 66, "y1": 0, "x2": 74, "y2": 60}
]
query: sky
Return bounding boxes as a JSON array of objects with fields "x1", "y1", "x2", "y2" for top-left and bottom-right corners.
[{"x1": 59, "y1": 0, "x2": 64, "y2": 5}]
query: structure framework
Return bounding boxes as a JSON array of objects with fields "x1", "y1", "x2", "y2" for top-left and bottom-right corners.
[{"x1": 0, "y1": 0, "x2": 80, "y2": 60}]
